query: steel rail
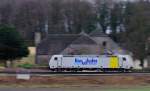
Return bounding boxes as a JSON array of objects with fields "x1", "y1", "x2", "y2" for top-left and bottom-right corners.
[{"x1": 0, "y1": 71, "x2": 149, "y2": 75}]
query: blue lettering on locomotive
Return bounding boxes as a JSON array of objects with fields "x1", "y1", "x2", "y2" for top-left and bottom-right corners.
[{"x1": 74, "y1": 58, "x2": 98, "y2": 65}]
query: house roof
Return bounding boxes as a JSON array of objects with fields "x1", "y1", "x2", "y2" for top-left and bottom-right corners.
[
  {"x1": 89, "y1": 29, "x2": 108, "y2": 37},
  {"x1": 71, "y1": 33, "x2": 97, "y2": 45},
  {"x1": 36, "y1": 28, "x2": 128, "y2": 56},
  {"x1": 37, "y1": 33, "x2": 99, "y2": 55},
  {"x1": 37, "y1": 34, "x2": 81, "y2": 55}
]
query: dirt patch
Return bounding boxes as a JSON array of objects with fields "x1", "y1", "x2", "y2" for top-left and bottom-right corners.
[{"x1": 0, "y1": 75, "x2": 149, "y2": 87}]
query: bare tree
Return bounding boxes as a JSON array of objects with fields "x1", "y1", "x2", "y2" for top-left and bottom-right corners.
[
  {"x1": 14, "y1": 0, "x2": 48, "y2": 40},
  {"x1": 120, "y1": 1, "x2": 150, "y2": 67},
  {"x1": 0, "y1": 1, "x2": 14, "y2": 25},
  {"x1": 63, "y1": 0, "x2": 96, "y2": 33},
  {"x1": 47, "y1": 0, "x2": 65, "y2": 34}
]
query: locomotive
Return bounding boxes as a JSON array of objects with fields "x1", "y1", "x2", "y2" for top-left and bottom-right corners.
[{"x1": 49, "y1": 55, "x2": 134, "y2": 72}]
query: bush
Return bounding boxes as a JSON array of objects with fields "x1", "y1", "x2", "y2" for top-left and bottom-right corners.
[{"x1": 0, "y1": 25, "x2": 29, "y2": 67}]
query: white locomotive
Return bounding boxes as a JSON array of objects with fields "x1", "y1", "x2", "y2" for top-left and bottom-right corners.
[{"x1": 49, "y1": 55, "x2": 134, "y2": 72}]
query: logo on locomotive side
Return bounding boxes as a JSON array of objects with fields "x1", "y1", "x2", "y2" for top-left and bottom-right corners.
[{"x1": 75, "y1": 58, "x2": 98, "y2": 65}]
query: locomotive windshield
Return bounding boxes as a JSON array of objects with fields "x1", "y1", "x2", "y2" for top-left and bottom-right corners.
[
  {"x1": 54, "y1": 57, "x2": 58, "y2": 60},
  {"x1": 123, "y1": 57, "x2": 126, "y2": 61}
]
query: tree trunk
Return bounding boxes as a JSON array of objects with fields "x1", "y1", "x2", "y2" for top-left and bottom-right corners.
[
  {"x1": 5, "y1": 60, "x2": 11, "y2": 68},
  {"x1": 4, "y1": 61, "x2": 7, "y2": 68},
  {"x1": 148, "y1": 56, "x2": 150, "y2": 68},
  {"x1": 10, "y1": 60, "x2": 14, "y2": 68},
  {"x1": 140, "y1": 59, "x2": 144, "y2": 69}
]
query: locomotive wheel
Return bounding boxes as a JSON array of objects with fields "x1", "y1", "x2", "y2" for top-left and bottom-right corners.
[
  {"x1": 56, "y1": 68, "x2": 62, "y2": 72},
  {"x1": 96, "y1": 68, "x2": 101, "y2": 72},
  {"x1": 51, "y1": 69, "x2": 55, "y2": 72}
]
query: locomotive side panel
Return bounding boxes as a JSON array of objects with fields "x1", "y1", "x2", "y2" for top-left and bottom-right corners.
[
  {"x1": 100, "y1": 56, "x2": 110, "y2": 68},
  {"x1": 109, "y1": 56, "x2": 119, "y2": 68},
  {"x1": 61, "y1": 55, "x2": 100, "y2": 68},
  {"x1": 61, "y1": 57, "x2": 76, "y2": 68},
  {"x1": 100, "y1": 56, "x2": 119, "y2": 69}
]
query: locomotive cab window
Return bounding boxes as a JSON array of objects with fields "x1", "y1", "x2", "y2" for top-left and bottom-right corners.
[
  {"x1": 54, "y1": 57, "x2": 58, "y2": 60},
  {"x1": 122, "y1": 57, "x2": 126, "y2": 61}
]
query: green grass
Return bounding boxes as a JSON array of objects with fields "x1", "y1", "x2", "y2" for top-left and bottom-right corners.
[{"x1": 17, "y1": 63, "x2": 34, "y2": 69}]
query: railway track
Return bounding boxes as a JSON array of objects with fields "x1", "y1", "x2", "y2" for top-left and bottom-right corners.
[{"x1": 0, "y1": 71, "x2": 149, "y2": 76}]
